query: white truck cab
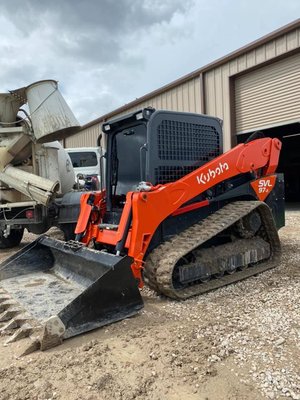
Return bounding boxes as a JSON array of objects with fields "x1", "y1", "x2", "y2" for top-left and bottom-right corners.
[{"x1": 66, "y1": 147, "x2": 102, "y2": 188}]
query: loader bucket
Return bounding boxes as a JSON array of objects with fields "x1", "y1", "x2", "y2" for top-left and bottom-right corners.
[{"x1": 0, "y1": 236, "x2": 143, "y2": 352}]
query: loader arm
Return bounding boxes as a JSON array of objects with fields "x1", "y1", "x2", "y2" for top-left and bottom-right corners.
[{"x1": 78, "y1": 137, "x2": 281, "y2": 285}]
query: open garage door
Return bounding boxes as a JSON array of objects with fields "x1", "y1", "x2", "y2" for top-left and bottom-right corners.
[
  {"x1": 235, "y1": 52, "x2": 300, "y2": 134},
  {"x1": 237, "y1": 123, "x2": 300, "y2": 203}
]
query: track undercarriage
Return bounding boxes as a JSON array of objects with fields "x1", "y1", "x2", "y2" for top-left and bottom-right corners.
[{"x1": 145, "y1": 201, "x2": 281, "y2": 299}]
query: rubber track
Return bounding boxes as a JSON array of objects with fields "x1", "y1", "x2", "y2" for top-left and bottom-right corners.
[{"x1": 145, "y1": 201, "x2": 281, "y2": 299}]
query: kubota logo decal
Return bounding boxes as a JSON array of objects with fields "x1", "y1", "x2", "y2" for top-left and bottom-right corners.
[{"x1": 196, "y1": 162, "x2": 229, "y2": 185}]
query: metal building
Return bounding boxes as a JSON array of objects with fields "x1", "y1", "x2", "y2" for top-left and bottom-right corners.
[{"x1": 65, "y1": 19, "x2": 300, "y2": 201}]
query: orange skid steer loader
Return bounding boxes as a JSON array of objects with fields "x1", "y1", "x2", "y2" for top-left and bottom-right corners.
[{"x1": 0, "y1": 109, "x2": 284, "y2": 353}]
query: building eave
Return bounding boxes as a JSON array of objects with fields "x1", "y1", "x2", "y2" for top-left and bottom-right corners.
[{"x1": 81, "y1": 18, "x2": 300, "y2": 131}]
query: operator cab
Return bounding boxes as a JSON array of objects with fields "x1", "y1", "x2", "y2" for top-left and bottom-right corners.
[{"x1": 102, "y1": 108, "x2": 223, "y2": 222}]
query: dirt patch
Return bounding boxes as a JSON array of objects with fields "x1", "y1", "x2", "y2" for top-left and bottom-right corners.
[{"x1": 0, "y1": 213, "x2": 299, "y2": 400}]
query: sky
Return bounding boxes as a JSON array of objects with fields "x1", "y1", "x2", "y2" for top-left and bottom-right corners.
[{"x1": 0, "y1": 1, "x2": 299, "y2": 125}]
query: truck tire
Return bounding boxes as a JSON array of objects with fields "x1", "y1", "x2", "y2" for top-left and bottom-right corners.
[{"x1": 0, "y1": 228, "x2": 24, "y2": 249}]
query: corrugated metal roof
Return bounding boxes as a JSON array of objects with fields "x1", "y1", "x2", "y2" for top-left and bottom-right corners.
[{"x1": 81, "y1": 18, "x2": 300, "y2": 130}]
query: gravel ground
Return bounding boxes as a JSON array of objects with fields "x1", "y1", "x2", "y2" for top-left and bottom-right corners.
[{"x1": 0, "y1": 210, "x2": 299, "y2": 400}]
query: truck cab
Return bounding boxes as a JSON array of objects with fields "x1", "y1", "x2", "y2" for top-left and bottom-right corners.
[{"x1": 66, "y1": 147, "x2": 102, "y2": 189}]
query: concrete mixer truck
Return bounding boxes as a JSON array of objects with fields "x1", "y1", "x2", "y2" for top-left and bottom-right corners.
[{"x1": 0, "y1": 80, "x2": 84, "y2": 248}]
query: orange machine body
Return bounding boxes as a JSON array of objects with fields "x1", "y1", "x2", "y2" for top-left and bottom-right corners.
[{"x1": 75, "y1": 137, "x2": 282, "y2": 286}]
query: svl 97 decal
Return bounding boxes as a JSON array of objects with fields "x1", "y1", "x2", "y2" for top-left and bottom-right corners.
[{"x1": 251, "y1": 175, "x2": 277, "y2": 201}]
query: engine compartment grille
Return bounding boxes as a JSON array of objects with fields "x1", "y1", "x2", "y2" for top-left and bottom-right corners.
[
  {"x1": 157, "y1": 120, "x2": 220, "y2": 162},
  {"x1": 155, "y1": 165, "x2": 198, "y2": 184},
  {"x1": 154, "y1": 118, "x2": 221, "y2": 184}
]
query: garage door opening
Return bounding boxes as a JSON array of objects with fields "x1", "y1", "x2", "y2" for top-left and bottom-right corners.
[{"x1": 237, "y1": 122, "x2": 300, "y2": 204}]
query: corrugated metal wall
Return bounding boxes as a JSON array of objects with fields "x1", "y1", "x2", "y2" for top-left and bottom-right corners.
[
  {"x1": 113, "y1": 76, "x2": 202, "y2": 116},
  {"x1": 65, "y1": 26, "x2": 300, "y2": 152},
  {"x1": 235, "y1": 52, "x2": 300, "y2": 133},
  {"x1": 204, "y1": 28, "x2": 300, "y2": 150},
  {"x1": 65, "y1": 123, "x2": 102, "y2": 148}
]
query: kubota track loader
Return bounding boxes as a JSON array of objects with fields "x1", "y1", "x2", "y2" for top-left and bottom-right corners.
[{"x1": 0, "y1": 108, "x2": 284, "y2": 353}]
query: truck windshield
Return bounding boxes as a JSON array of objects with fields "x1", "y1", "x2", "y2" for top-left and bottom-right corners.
[{"x1": 69, "y1": 152, "x2": 97, "y2": 168}]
